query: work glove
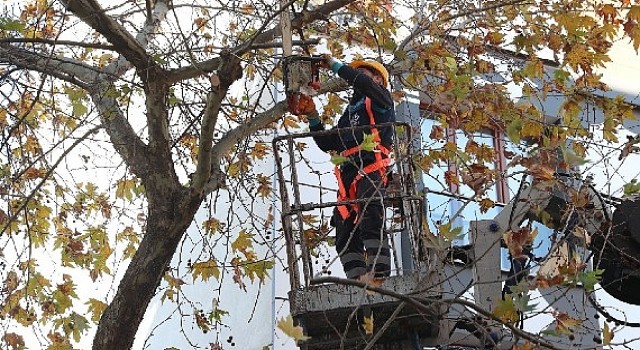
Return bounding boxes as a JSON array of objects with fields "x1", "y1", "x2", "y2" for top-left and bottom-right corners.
[
  {"x1": 296, "y1": 94, "x2": 316, "y2": 115},
  {"x1": 319, "y1": 54, "x2": 332, "y2": 69},
  {"x1": 319, "y1": 54, "x2": 340, "y2": 71},
  {"x1": 295, "y1": 94, "x2": 321, "y2": 126},
  {"x1": 288, "y1": 93, "x2": 318, "y2": 119}
]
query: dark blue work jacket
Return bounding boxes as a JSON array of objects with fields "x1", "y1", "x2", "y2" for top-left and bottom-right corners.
[{"x1": 310, "y1": 64, "x2": 395, "y2": 184}]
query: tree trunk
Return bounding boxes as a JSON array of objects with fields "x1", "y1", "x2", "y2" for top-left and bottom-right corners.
[{"x1": 92, "y1": 188, "x2": 202, "y2": 350}]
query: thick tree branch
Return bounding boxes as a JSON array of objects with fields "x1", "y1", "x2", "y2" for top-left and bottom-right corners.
[
  {"x1": 0, "y1": 44, "x2": 101, "y2": 84},
  {"x1": 249, "y1": 0, "x2": 355, "y2": 48},
  {"x1": 60, "y1": 0, "x2": 151, "y2": 72},
  {"x1": 191, "y1": 55, "x2": 243, "y2": 193},
  {"x1": 204, "y1": 101, "x2": 289, "y2": 194},
  {"x1": 164, "y1": 0, "x2": 356, "y2": 84},
  {"x1": 102, "y1": 0, "x2": 171, "y2": 79},
  {"x1": 142, "y1": 73, "x2": 178, "y2": 184},
  {"x1": 164, "y1": 56, "x2": 220, "y2": 84},
  {"x1": 89, "y1": 85, "x2": 152, "y2": 180}
]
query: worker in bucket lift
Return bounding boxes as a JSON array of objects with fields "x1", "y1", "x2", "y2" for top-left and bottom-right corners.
[{"x1": 294, "y1": 54, "x2": 395, "y2": 283}]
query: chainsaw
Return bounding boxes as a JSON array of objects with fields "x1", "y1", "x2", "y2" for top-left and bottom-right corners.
[{"x1": 283, "y1": 55, "x2": 324, "y2": 114}]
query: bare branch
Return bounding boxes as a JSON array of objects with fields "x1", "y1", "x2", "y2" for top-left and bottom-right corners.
[
  {"x1": 251, "y1": 0, "x2": 356, "y2": 47},
  {"x1": 398, "y1": 0, "x2": 534, "y2": 50},
  {"x1": 0, "y1": 126, "x2": 101, "y2": 237},
  {"x1": 0, "y1": 37, "x2": 114, "y2": 50},
  {"x1": 250, "y1": 38, "x2": 321, "y2": 49},
  {"x1": 60, "y1": 0, "x2": 151, "y2": 72}
]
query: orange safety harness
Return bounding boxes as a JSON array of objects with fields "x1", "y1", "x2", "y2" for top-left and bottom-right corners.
[{"x1": 335, "y1": 97, "x2": 391, "y2": 220}]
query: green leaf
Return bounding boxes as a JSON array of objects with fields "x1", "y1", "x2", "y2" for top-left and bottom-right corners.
[
  {"x1": 243, "y1": 259, "x2": 275, "y2": 283},
  {"x1": 506, "y1": 119, "x2": 523, "y2": 143},
  {"x1": 209, "y1": 307, "x2": 229, "y2": 323},
  {"x1": 0, "y1": 18, "x2": 25, "y2": 32},
  {"x1": 86, "y1": 298, "x2": 107, "y2": 323},
  {"x1": 553, "y1": 69, "x2": 571, "y2": 84},
  {"x1": 438, "y1": 221, "x2": 463, "y2": 241},
  {"x1": 277, "y1": 315, "x2": 311, "y2": 343},
  {"x1": 152, "y1": 53, "x2": 166, "y2": 64},
  {"x1": 115, "y1": 178, "x2": 137, "y2": 201},
  {"x1": 508, "y1": 279, "x2": 532, "y2": 295},
  {"x1": 360, "y1": 133, "x2": 377, "y2": 152},
  {"x1": 493, "y1": 295, "x2": 519, "y2": 323},
  {"x1": 560, "y1": 144, "x2": 588, "y2": 167},
  {"x1": 443, "y1": 57, "x2": 458, "y2": 72},
  {"x1": 603, "y1": 322, "x2": 614, "y2": 345},
  {"x1": 541, "y1": 329, "x2": 563, "y2": 337},
  {"x1": 623, "y1": 180, "x2": 640, "y2": 197},
  {"x1": 513, "y1": 293, "x2": 538, "y2": 313},
  {"x1": 578, "y1": 269, "x2": 603, "y2": 292},
  {"x1": 330, "y1": 155, "x2": 348, "y2": 165},
  {"x1": 64, "y1": 86, "x2": 88, "y2": 117},
  {"x1": 231, "y1": 230, "x2": 253, "y2": 254},
  {"x1": 69, "y1": 312, "x2": 90, "y2": 342}
]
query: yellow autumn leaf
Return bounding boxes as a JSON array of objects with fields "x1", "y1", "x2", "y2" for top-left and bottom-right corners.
[
  {"x1": 277, "y1": 315, "x2": 310, "y2": 342},
  {"x1": 86, "y1": 298, "x2": 107, "y2": 323},
  {"x1": 231, "y1": 230, "x2": 253, "y2": 254},
  {"x1": 282, "y1": 116, "x2": 300, "y2": 129},
  {"x1": 603, "y1": 322, "x2": 614, "y2": 345},
  {"x1": 363, "y1": 313, "x2": 374, "y2": 335},
  {"x1": 191, "y1": 259, "x2": 221, "y2": 281}
]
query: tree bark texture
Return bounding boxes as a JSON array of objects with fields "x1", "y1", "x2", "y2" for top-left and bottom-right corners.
[{"x1": 92, "y1": 188, "x2": 203, "y2": 350}]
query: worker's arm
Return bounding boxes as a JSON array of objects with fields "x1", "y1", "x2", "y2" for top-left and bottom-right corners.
[
  {"x1": 308, "y1": 111, "x2": 341, "y2": 153},
  {"x1": 296, "y1": 95, "x2": 340, "y2": 152},
  {"x1": 325, "y1": 58, "x2": 393, "y2": 111}
]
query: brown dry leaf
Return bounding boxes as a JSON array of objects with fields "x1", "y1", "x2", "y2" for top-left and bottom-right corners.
[
  {"x1": 535, "y1": 274, "x2": 565, "y2": 289},
  {"x1": 232, "y1": 263, "x2": 246, "y2": 291},
  {"x1": 461, "y1": 164, "x2": 492, "y2": 195},
  {"x1": 4, "y1": 332, "x2": 25, "y2": 350},
  {"x1": 597, "y1": 4, "x2": 618, "y2": 23},
  {"x1": 512, "y1": 342, "x2": 535, "y2": 350},
  {"x1": 429, "y1": 125, "x2": 445, "y2": 140},
  {"x1": 479, "y1": 198, "x2": 495, "y2": 213},
  {"x1": 571, "y1": 226, "x2": 591, "y2": 246},
  {"x1": 503, "y1": 227, "x2": 537, "y2": 258},
  {"x1": 444, "y1": 170, "x2": 460, "y2": 187},
  {"x1": 391, "y1": 90, "x2": 406, "y2": 102},
  {"x1": 527, "y1": 163, "x2": 555, "y2": 182}
]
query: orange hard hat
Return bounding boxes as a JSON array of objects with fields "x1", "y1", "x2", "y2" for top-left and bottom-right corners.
[{"x1": 349, "y1": 60, "x2": 389, "y2": 87}]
